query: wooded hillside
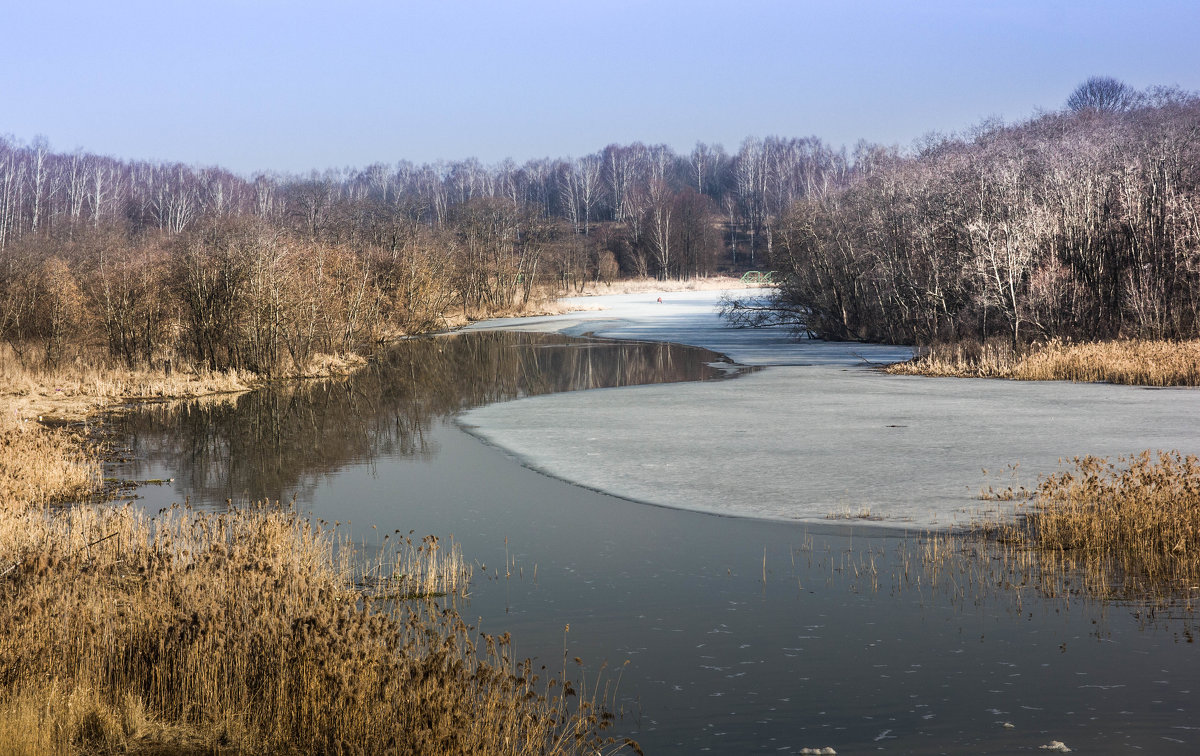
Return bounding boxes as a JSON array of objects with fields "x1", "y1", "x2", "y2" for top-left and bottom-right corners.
[{"x1": 765, "y1": 81, "x2": 1200, "y2": 345}]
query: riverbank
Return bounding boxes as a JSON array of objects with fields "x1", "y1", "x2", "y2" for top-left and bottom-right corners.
[
  {"x1": 0, "y1": 347, "x2": 336, "y2": 510},
  {"x1": 886, "y1": 338, "x2": 1200, "y2": 386},
  {"x1": 461, "y1": 289, "x2": 1200, "y2": 529}
]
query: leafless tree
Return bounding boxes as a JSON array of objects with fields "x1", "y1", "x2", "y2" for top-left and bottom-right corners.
[{"x1": 1066, "y1": 76, "x2": 1137, "y2": 113}]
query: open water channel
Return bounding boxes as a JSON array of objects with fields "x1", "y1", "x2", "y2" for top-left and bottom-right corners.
[{"x1": 108, "y1": 331, "x2": 1199, "y2": 754}]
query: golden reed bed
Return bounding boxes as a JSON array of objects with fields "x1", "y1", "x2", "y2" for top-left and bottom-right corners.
[
  {"x1": 0, "y1": 495, "x2": 631, "y2": 755},
  {"x1": 910, "y1": 451, "x2": 1200, "y2": 611},
  {"x1": 887, "y1": 338, "x2": 1200, "y2": 386},
  {"x1": 1008, "y1": 450, "x2": 1200, "y2": 601}
]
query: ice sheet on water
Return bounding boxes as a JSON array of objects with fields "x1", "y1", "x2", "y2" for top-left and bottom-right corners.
[{"x1": 462, "y1": 289, "x2": 1200, "y2": 529}]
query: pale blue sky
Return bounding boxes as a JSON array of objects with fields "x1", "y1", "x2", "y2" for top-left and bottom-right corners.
[{"x1": 3, "y1": 1, "x2": 1198, "y2": 174}]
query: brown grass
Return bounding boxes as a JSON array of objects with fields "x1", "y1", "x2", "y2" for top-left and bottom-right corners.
[
  {"x1": 0, "y1": 500, "x2": 632, "y2": 755},
  {"x1": 900, "y1": 451, "x2": 1200, "y2": 615},
  {"x1": 886, "y1": 338, "x2": 1200, "y2": 386},
  {"x1": 0, "y1": 344, "x2": 254, "y2": 423},
  {"x1": 884, "y1": 338, "x2": 1021, "y2": 379},
  {"x1": 1005, "y1": 450, "x2": 1200, "y2": 600},
  {"x1": 0, "y1": 412, "x2": 101, "y2": 509},
  {"x1": 1012, "y1": 339, "x2": 1200, "y2": 385}
]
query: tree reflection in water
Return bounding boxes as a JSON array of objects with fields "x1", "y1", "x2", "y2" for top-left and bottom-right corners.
[{"x1": 111, "y1": 331, "x2": 751, "y2": 506}]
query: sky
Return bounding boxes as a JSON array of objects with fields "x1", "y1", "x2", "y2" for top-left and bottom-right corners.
[{"x1": 3, "y1": 0, "x2": 1199, "y2": 176}]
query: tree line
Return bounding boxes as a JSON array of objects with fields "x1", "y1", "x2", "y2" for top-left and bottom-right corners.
[
  {"x1": 0, "y1": 132, "x2": 850, "y2": 275},
  {"x1": 761, "y1": 79, "x2": 1200, "y2": 346},
  {"x1": 4, "y1": 76, "x2": 1195, "y2": 370},
  {"x1": 0, "y1": 131, "x2": 852, "y2": 371}
]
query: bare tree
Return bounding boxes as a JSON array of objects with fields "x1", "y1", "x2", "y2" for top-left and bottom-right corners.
[
  {"x1": 28, "y1": 136, "x2": 54, "y2": 233},
  {"x1": 558, "y1": 156, "x2": 601, "y2": 235},
  {"x1": 1066, "y1": 76, "x2": 1137, "y2": 113}
]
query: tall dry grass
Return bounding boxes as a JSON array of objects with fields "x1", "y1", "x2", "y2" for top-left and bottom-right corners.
[
  {"x1": 886, "y1": 338, "x2": 1200, "y2": 386},
  {"x1": 884, "y1": 338, "x2": 1021, "y2": 379},
  {"x1": 1011, "y1": 339, "x2": 1200, "y2": 385},
  {"x1": 1, "y1": 343, "x2": 253, "y2": 423},
  {"x1": 0, "y1": 342, "x2": 369, "y2": 425},
  {"x1": 0, "y1": 351, "x2": 634, "y2": 754},
  {"x1": 903, "y1": 451, "x2": 1200, "y2": 614},
  {"x1": 0, "y1": 500, "x2": 632, "y2": 755},
  {"x1": 0, "y1": 412, "x2": 100, "y2": 509},
  {"x1": 1008, "y1": 450, "x2": 1200, "y2": 601}
]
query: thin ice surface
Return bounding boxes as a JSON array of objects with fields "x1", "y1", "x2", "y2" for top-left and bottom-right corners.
[{"x1": 462, "y1": 289, "x2": 1200, "y2": 528}]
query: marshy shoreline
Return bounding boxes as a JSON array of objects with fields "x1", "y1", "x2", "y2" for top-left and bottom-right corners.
[{"x1": 0, "y1": 334, "x2": 643, "y2": 754}]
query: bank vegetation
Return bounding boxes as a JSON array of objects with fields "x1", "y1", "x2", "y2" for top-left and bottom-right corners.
[
  {"x1": 886, "y1": 338, "x2": 1200, "y2": 386},
  {"x1": 2, "y1": 124, "x2": 815, "y2": 381},
  {"x1": 0, "y1": 408, "x2": 634, "y2": 755},
  {"x1": 758, "y1": 80, "x2": 1200, "y2": 350}
]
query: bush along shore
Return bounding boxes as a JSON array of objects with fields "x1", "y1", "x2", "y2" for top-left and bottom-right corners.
[{"x1": 0, "y1": 375, "x2": 637, "y2": 755}]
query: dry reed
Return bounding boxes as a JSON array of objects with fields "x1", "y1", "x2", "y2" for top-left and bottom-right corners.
[
  {"x1": 0, "y1": 500, "x2": 633, "y2": 754},
  {"x1": 902, "y1": 451, "x2": 1200, "y2": 616},
  {"x1": 884, "y1": 338, "x2": 1021, "y2": 379},
  {"x1": 1, "y1": 343, "x2": 253, "y2": 423},
  {"x1": 0, "y1": 358, "x2": 633, "y2": 754},
  {"x1": 0, "y1": 412, "x2": 100, "y2": 510},
  {"x1": 1003, "y1": 450, "x2": 1200, "y2": 601},
  {"x1": 887, "y1": 338, "x2": 1200, "y2": 386},
  {"x1": 1011, "y1": 339, "x2": 1200, "y2": 385}
]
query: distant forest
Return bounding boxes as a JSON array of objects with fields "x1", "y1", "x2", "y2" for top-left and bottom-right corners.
[
  {"x1": 2, "y1": 77, "x2": 1198, "y2": 372},
  {"x1": 0, "y1": 114, "x2": 844, "y2": 372}
]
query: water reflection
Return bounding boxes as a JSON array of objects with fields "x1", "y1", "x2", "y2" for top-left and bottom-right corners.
[{"x1": 110, "y1": 332, "x2": 747, "y2": 506}]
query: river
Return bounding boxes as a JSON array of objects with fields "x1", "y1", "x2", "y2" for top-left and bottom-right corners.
[{"x1": 106, "y1": 299, "x2": 1200, "y2": 754}]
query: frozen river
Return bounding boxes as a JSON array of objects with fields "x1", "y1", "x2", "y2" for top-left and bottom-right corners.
[{"x1": 463, "y1": 288, "x2": 1200, "y2": 529}]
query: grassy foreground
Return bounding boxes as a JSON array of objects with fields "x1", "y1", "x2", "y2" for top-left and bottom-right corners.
[
  {"x1": 0, "y1": 499, "x2": 630, "y2": 754},
  {"x1": 886, "y1": 338, "x2": 1200, "y2": 386},
  {"x1": 0, "y1": 365, "x2": 634, "y2": 754}
]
